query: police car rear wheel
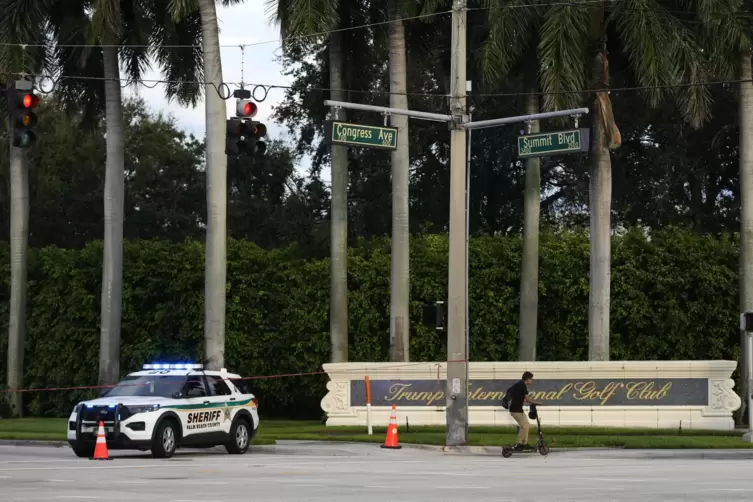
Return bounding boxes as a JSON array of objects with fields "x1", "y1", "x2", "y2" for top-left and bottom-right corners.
[
  {"x1": 225, "y1": 419, "x2": 250, "y2": 454},
  {"x1": 152, "y1": 420, "x2": 178, "y2": 458}
]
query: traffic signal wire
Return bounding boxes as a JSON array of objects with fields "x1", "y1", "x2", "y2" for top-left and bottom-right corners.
[
  {"x1": 0, "y1": 359, "x2": 468, "y2": 395},
  {"x1": 1, "y1": 70, "x2": 750, "y2": 103}
]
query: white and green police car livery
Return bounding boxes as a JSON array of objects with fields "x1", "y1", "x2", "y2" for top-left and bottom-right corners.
[{"x1": 67, "y1": 363, "x2": 259, "y2": 458}]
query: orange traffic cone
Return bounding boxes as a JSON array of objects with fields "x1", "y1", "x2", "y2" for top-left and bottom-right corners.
[
  {"x1": 91, "y1": 420, "x2": 111, "y2": 460},
  {"x1": 381, "y1": 404, "x2": 401, "y2": 449}
]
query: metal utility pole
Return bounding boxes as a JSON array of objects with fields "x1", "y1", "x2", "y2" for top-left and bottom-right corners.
[{"x1": 445, "y1": 0, "x2": 469, "y2": 448}]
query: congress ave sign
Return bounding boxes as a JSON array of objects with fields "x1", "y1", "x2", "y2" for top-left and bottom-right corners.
[{"x1": 323, "y1": 120, "x2": 398, "y2": 150}]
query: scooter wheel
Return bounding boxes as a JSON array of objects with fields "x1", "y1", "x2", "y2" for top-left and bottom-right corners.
[
  {"x1": 502, "y1": 447, "x2": 513, "y2": 458},
  {"x1": 538, "y1": 444, "x2": 550, "y2": 456}
]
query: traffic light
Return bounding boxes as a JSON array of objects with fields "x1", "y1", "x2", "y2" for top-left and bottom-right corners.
[
  {"x1": 248, "y1": 120, "x2": 267, "y2": 155},
  {"x1": 226, "y1": 117, "x2": 249, "y2": 155},
  {"x1": 7, "y1": 81, "x2": 39, "y2": 148},
  {"x1": 236, "y1": 99, "x2": 257, "y2": 119},
  {"x1": 225, "y1": 99, "x2": 267, "y2": 156}
]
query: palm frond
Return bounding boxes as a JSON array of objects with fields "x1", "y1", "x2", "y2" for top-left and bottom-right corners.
[
  {"x1": 479, "y1": 0, "x2": 541, "y2": 86},
  {"x1": 90, "y1": 0, "x2": 123, "y2": 42},
  {"x1": 0, "y1": 0, "x2": 52, "y2": 80},
  {"x1": 150, "y1": 0, "x2": 204, "y2": 106},
  {"x1": 120, "y1": 0, "x2": 154, "y2": 84},
  {"x1": 692, "y1": 0, "x2": 752, "y2": 78},
  {"x1": 537, "y1": 3, "x2": 590, "y2": 111},
  {"x1": 609, "y1": 0, "x2": 685, "y2": 108},
  {"x1": 672, "y1": 32, "x2": 713, "y2": 128},
  {"x1": 287, "y1": 0, "x2": 340, "y2": 35}
]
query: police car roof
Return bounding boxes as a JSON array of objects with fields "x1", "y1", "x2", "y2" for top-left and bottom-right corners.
[{"x1": 127, "y1": 369, "x2": 242, "y2": 378}]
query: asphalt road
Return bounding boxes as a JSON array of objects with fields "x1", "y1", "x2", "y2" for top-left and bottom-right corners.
[{"x1": 2, "y1": 442, "x2": 753, "y2": 501}]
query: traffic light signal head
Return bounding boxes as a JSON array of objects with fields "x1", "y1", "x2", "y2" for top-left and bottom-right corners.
[
  {"x1": 226, "y1": 117, "x2": 267, "y2": 156},
  {"x1": 7, "y1": 81, "x2": 39, "y2": 148},
  {"x1": 236, "y1": 99, "x2": 257, "y2": 118}
]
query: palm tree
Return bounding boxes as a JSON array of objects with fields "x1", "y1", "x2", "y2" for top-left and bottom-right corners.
[
  {"x1": 691, "y1": 0, "x2": 753, "y2": 420},
  {"x1": 75, "y1": 0, "x2": 206, "y2": 382},
  {"x1": 481, "y1": 0, "x2": 711, "y2": 361},
  {"x1": 267, "y1": 0, "x2": 349, "y2": 363},
  {"x1": 1, "y1": 0, "x2": 209, "y2": 400},
  {"x1": 170, "y1": 0, "x2": 246, "y2": 370},
  {"x1": 387, "y1": 0, "x2": 410, "y2": 362},
  {"x1": 196, "y1": 0, "x2": 228, "y2": 370},
  {"x1": 0, "y1": 0, "x2": 52, "y2": 416}
]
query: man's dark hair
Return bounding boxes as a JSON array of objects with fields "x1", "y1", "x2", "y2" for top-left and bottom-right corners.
[{"x1": 522, "y1": 371, "x2": 534, "y2": 381}]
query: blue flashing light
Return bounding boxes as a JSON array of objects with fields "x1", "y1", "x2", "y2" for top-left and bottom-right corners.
[{"x1": 142, "y1": 362, "x2": 203, "y2": 370}]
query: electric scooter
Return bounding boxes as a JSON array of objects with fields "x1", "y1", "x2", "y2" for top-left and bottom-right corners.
[{"x1": 501, "y1": 404, "x2": 550, "y2": 458}]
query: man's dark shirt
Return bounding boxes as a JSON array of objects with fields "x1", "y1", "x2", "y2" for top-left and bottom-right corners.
[{"x1": 508, "y1": 380, "x2": 528, "y2": 413}]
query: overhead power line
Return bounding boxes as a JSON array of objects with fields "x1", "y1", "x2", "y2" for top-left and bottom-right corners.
[
  {"x1": 0, "y1": 0, "x2": 712, "y2": 51},
  {"x1": 1, "y1": 70, "x2": 746, "y2": 101}
]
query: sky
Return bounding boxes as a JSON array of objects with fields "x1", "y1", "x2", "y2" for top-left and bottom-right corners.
[{"x1": 121, "y1": 2, "x2": 319, "y2": 178}]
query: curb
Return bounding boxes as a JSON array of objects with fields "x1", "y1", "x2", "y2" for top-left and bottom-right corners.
[{"x1": 0, "y1": 439, "x2": 68, "y2": 448}]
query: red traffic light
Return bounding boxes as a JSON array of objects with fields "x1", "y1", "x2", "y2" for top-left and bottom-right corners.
[
  {"x1": 22, "y1": 93, "x2": 39, "y2": 109},
  {"x1": 236, "y1": 100, "x2": 257, "y2": 117}
]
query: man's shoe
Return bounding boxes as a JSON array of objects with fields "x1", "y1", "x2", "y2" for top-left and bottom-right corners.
[
  {"x1": 512, "y1": 444, "x2": 524, "y2": 452},
  {"x1": 521, "y1": 443, "x2": 535, "y2": 452}
]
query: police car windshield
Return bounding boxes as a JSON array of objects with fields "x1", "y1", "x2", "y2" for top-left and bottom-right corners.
[{"x1": 104, "y1": 375, "x2": 187, "y2": 397}]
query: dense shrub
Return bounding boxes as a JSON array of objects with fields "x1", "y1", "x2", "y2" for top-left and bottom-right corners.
[{"x1": 0, "y1": 228, "x2": 741, "y2": 418}]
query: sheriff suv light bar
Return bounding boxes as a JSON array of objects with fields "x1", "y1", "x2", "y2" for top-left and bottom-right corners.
[{"x1": 142, "y1": 363, "x2": 204, "y2": 370}]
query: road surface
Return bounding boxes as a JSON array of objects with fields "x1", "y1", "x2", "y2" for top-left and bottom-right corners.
[{"x1": 1, "y1": 442, "x2": 753, "y2": 500}]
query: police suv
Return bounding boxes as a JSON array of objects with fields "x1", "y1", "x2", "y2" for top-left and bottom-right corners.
[{"x1": 67, "y1": 363, "x2": 259, "y2": 458}]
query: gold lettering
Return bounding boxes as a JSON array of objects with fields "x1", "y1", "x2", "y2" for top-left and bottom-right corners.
[
  {"x1": 573, "y1": 381, "x2": 599, "y2": 400},
  {"x1": 600, "y1": 382, "x2": 624, "y2": 405},
  {"x1": 468, "y1": 388, "x2": 484, "y2": 400},
  {"x1": 626, "y1": 381, "x2": 644, "y2": 399},
  {"x1": 385, "y1": 383, "x2": 411, "y2": 401},
  {"x1": 656, "y1": 382, "x2": 672, "y2": 399},
  {"x1": 555, "y1": 383, "x2": 573, "y2": 399}
]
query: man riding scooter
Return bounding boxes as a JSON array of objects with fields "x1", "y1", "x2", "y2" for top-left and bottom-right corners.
[{"x1": 506, "y1": 371, "x2": 543, "y2": 451}]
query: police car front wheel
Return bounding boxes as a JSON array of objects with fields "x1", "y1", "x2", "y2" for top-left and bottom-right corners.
[
  {"x1": 225, "y1": 418, "x2": 250, "y2": 454},
  {"x1": 151, "y1": 420, "x2": 178, "y2": 458}
]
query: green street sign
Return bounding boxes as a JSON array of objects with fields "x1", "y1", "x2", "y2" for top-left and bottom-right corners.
[
  {"x1": 517, "y1": 128, "x2": 590, "y2": 158},
  {"x1": 324, "y1": 120, "x2": 398, "y2": 150}
]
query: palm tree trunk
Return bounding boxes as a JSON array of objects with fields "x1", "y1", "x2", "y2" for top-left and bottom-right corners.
[
  {"x1": 6, "y1": 142, "x2": 28, "y2": 416},
  {"x1": 98, "y1": 45, "x2": 125, "y2": 386},
  {"x1": 588, "y1": 49, "x2": 612, "y2": 362},
  {"x1": 738, "y1": 50, "x2": 753, "y2": 422},
  {"x1": 388, "y1": 0, "x2": 410, "y2": 362},
  {"x1": 329, "y1": 29, "x2": 349, "y2": 363},
  {"x1": 199, "y1": 0, "x2": 228, "y2": 370},
  {"x1": 518, "y1": 90, "x2": 540, "y2": 361}
]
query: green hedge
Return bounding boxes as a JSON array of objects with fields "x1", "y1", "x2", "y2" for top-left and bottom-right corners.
[{"x1": 0, "y1": 228, "x2": 742, "y2": 418}]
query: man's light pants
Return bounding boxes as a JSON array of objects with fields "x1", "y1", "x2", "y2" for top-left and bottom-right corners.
[{"x1": 510, "y1": 412, "x2": 530, "y2": 444}]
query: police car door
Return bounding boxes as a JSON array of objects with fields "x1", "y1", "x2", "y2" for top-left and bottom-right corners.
[
  {"x1": 178, "y1": 372, "x2": 216, "y2": 440},
  {"x1": 204, "y1": 374, "x2": 235, "y2": 435}
]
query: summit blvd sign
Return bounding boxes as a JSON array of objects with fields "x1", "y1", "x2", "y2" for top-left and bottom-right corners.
[
  {"x1": 324, "y1": 120, "x2": 398, "y2": 150},
  {"x1": 517, "y1": 128, "x2": 590, "y2": 158}
]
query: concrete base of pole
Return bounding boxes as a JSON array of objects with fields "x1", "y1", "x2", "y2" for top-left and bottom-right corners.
[{"x1": 742, "y1": 430, "x2": 753, "y2": 442}]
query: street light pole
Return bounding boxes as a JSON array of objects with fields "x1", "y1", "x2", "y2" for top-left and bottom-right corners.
[{"x1": 445, "y1": 0, "x2": 469, "y2": 448}]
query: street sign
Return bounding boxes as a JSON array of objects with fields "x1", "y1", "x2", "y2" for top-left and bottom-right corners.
[
  {"x1": 323, "y1": 120, "x2": 398, "y2": 150},
  {"x1": 517, "y1": 128, "x2": 590, "y2": 158}
]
